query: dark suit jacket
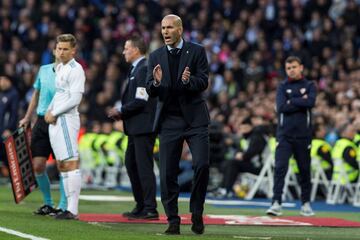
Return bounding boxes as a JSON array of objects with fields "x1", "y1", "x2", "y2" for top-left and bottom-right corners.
[
  {"x1": 121, "y1": 58, "x2": 157, "y2": 135},
  {"x1": 146, "y1": 41, "x2": 210, "y2": 130}
]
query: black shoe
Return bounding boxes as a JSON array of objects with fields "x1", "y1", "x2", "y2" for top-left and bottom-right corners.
[
  {"x1": 164, "y1": 224, "x2": 180, "y2": 235},
  {"x1": 128, "y1": 211, "x2": 159, "y2": 220},
  {"x1": 33, "y1": 205, "x2": 56, "y2": 216},
  {"x1": 191, "y1": 214, "x2": 204, "y2": 234},
  {"x1": 55, "y1": 210, "x2": 78, "y2": 220},
  {"x1": 49, "y1": 209, "x2": 65, "y2": 217},
  {"x1": 122, "y1": 206, "x2": 143, "y2": 218}
]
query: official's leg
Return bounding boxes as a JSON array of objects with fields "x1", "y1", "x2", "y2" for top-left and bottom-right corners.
[
  {"x1": 124, "y1": 136, "x2": 144, "y2": 211},
  {"x1": 31, "y1": 117, "x2": 56, "y2": 215},
  {"x1": 133, "y1": 133, "x2": 157, "y2": 213},
  {"x1": 293, "y1": 138, "x2": 312, "y2": 204}
]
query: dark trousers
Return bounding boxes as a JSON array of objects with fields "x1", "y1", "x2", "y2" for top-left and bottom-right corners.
[
  {"x1": 222, "y1": 160, "x2": 260, "y2": 191},
  {"x1": 125, "y1": 133, "x2": 157, "y2": 212},
  {"x1": 273, "y1": 136, "x2": 312, "y2": 204},
  {"x1": 159, "y1": 115, "x2": 209, "y2": 225}
]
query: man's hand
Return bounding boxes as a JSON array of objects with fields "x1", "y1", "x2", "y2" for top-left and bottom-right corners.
[
  {"x1": 19, "y1": 117, "x2": 30, "y2": 128},
  {"x1": 153, "y1": 64, "x2": 162, "y2": 85},
  {"x1": 182, "y1": 66, "x2": 190, "y2": 82},
  {"x1": 302, "y1": 94, "x2": 308, "y2": 99},
  {"x1": 45, "y1": 112, "x2": 57, "y2": 124},
  {"x1": 108, "y1": 107, "x2": 122, "y2": 121}
]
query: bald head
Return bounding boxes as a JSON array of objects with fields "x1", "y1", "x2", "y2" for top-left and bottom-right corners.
[
  {"x1": 161, "y1": 14, "x2": 183, "y2": 48},
  {"x1": 162, "y1": 14, "x2": 183, "y2": 28}
]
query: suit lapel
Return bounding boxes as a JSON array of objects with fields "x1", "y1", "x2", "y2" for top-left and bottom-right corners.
[
  {"x1": 122, "y1": 58, "x2": 146, "y2": 99},
  {"x1": 161, "y1": 47, "x2": 171, "y2": 86},
  {"x1": 177, "y1": 42, "x2": 190, "y2": 81}
]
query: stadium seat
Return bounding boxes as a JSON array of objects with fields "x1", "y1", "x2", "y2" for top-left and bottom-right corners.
[
  {"x1": 310, "y1": 156, "x2": 330, "y2": 202},
  {"x1": 243, "y1": 143, "x2": 274, "y2": 200},
  {"x1": 326, "y1": 158, "x2": 355, "y2": 205}
]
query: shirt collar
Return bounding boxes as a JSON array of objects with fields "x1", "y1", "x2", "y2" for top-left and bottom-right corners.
[
  {"x1": 63, "y1": 58, "x2": 75, "y2": 66},
  {"x1": 132, "y1": 56, "x2": 145, "y2": 69},
  {"x1": 166, "y1": 38, "x2": 184, "y2": 51}
]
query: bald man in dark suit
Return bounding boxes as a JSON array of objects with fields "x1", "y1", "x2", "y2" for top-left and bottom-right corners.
[{"x1": 146, "y1": 14, "x2": 210, "y2": 235}]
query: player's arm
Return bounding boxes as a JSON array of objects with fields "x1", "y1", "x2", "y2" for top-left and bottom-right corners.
[
  {"x1": 19, "y1": 89, "x2": 39, "y2": 128},
  {"x1": 51, "y1": 69, "x2": 85, "y2": 117},
  {"x1": 50, "y1": 92, "x2": 82, "y2": 117}
]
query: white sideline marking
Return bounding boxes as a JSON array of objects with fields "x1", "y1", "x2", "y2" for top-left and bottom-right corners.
[
  {"x1": 79, "y1": 195, "x2": 296, "y2": 208},
  {"x1": 0, "y1": 226, "x2": 49, "y2": 240}
]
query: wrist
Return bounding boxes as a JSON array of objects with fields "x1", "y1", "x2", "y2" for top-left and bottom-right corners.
[
  {"x1": 50, "y1": 111, "x2": 57, "y2": 117},
  {"x1": 182, "y1": 79, "x2": 190, "y2": 85}
]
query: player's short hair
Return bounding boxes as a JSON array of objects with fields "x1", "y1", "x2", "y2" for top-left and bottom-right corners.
[
  {"x1": 56, "y1": 34, "x2": 77, "y2": 48},
  {"x1": 285, "y1": 56, "x2": 302, "y2": 65},
  {"x1": 127, "y1": 35, "x2": 147, "y2": 55}
]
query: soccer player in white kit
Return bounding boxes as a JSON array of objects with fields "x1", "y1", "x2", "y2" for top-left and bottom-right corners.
[{"x1": 45, "y1": 34, "x2": 85, "y2": 220}]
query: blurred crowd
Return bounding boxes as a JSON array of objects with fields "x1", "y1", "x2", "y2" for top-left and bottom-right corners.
[{"x1": 1, "y1": 0, "x2": 360, "y2": 188}]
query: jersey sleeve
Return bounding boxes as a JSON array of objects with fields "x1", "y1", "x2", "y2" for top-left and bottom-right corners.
[
  {"x1": 33, "y1": 68, "x2": 41, "y2": 90},
  {"x1": 68, "y1": 66, "x2": 85, "y2": 93}
]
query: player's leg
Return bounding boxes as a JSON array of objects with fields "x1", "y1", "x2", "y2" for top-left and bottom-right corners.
[
  {"x1": 57, "y1": 160, "x2": 81, "y2": 219},
  {"x1": 49, "y1": 115, "x2": 81, "y2": 220}
]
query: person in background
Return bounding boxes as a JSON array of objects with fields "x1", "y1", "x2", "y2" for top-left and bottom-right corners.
[
  {"x1": 311, "y1": 124, "x2": 333, "y2": 180},
  {"x1": 108, "y1": 35, "x2": 158, "y2": 220},
  {"x1": 267, "y1": 56, "x2": 316, "y2": 217},
  {"x1": 0, "y1": 75, "x2": 19, "y2": 177}
]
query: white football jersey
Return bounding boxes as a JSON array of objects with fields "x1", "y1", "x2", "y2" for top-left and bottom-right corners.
[{"x1": 51, "y1": 58, "x2": 85, "y2": 116}]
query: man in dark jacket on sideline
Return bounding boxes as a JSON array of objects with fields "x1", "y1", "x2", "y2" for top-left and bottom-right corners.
[{"x1": 267, "y1": 56, "x2": 316, "y2": 217}]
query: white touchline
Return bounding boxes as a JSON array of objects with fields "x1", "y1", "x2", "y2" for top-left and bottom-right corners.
[{"x1": 0, "y1": 226, "x2": 49, "y2": 240}]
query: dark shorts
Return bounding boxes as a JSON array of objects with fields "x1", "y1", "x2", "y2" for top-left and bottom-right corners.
[{"x1": 31, "y1": 116, "x2": 54, "y2": 158}]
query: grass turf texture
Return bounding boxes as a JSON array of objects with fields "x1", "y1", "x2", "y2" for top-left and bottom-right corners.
[{"x1": 0, "y1": 186, "x2": 359, "y2": 240}]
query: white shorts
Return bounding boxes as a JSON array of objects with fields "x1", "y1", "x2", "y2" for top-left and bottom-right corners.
[{"x1": 49, "y1": 114, "x2": 80, "y2": 161}]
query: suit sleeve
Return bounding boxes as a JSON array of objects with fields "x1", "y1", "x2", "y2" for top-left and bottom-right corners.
[
  {"x1": 242, "y1": 133, "x2": 266, "y2": 162},
  {"x1": 317, "y1": 145, "x2": 333, "y2": 166},
  {"x1": 290, "y1": 82, "x2": 316, "y2": 108},
  {"x1": 343, "y1": 147, "x2": 359, "y2": 170},
  {"x1": 276, "y1": 83, "x2": 302, "y2": 113},
  {"x1": 146, "y1": 53, "x2": 162, "y2": 97},
  {"x1": 182, "y1": 47, "x2": 209, "y2": 92},
  {"x1": 122, "y1": 65, "x2": 149, "y2": 120}
]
